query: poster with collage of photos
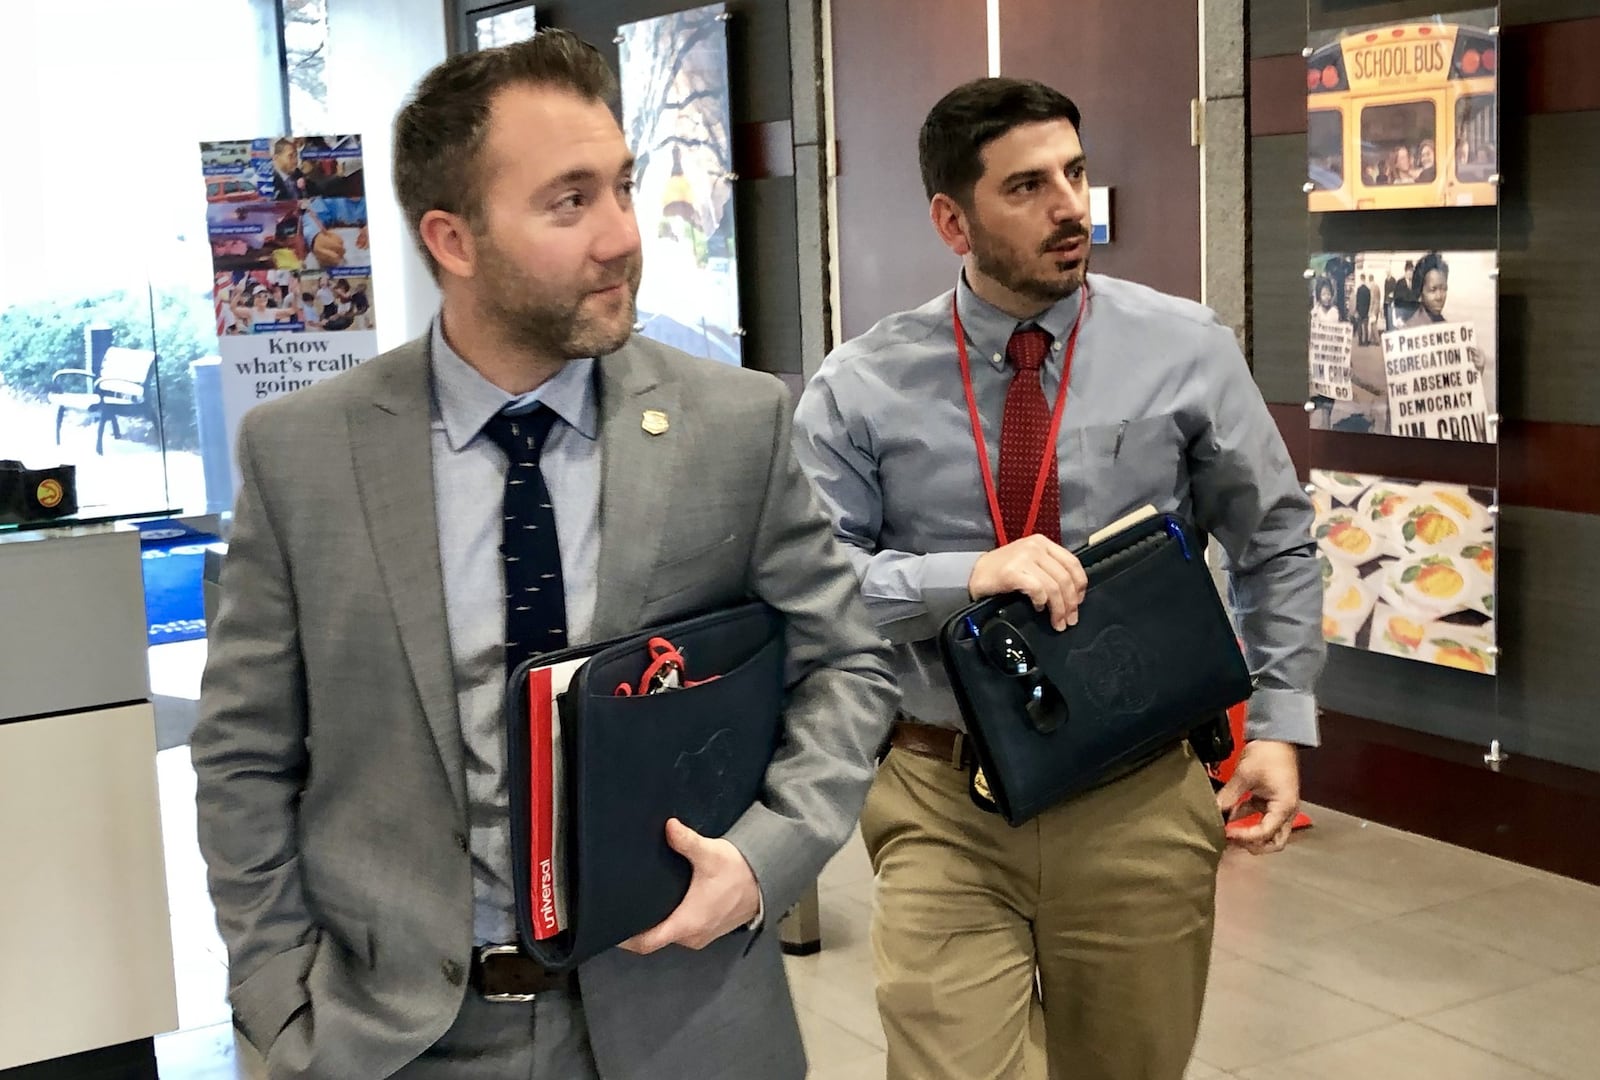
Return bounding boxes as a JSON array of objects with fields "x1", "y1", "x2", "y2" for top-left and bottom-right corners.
[
  {"x1": 199, "y1": 133, "x2": 382, "y2": 498},
  {"x1": 202, "y1": 135, "x2": 375, "y2": 336}
]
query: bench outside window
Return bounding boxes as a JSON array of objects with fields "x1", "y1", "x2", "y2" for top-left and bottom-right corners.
[{"x1": 47, "y1": 347, "x2": 162, "y2": 455}]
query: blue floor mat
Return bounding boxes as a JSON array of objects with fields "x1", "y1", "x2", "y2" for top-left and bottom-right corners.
[{"x1": 139, "y1": 520, "x2": 218, "y2": 646}]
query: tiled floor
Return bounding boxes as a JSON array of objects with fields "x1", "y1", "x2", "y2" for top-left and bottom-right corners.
[{"x1": 147, "y1": 643, "x2": 1600, "y2": 1079}]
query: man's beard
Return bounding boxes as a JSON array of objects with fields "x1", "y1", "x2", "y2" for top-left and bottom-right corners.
[
  {"x1": 969, "y1": 216, "x2": 1091, "y2": 305},
  {"x1": 476, "y1": 235, "x2": 642, "y2": 362}
]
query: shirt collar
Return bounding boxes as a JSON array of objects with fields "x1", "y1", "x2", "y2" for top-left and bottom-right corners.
[
  {"x1": 954, "y1": 271, "x2": 1087, "y2": 372},
  {"x1": 429, "y1": 316, "x2": 599, "y2": 452}
]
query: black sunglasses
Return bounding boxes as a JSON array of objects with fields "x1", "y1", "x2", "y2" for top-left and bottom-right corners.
[{"x1": 977, "y1": 617, "x2": 1067, "y2": 734}]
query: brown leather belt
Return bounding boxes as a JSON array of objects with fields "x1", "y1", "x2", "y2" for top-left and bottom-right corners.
[
  {"x1": 470, "y1": 945, "x2": 573, "y2": 1002},
  {"x1": 887, "y1": 716, "x2": 972, "y2": 770}
]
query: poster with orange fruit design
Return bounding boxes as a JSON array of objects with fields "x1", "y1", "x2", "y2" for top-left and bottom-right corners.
[{"x1": 1312, "y1": 468, "x2": 1496, "y2": 674}]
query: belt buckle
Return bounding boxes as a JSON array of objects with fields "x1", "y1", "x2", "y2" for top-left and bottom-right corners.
[{"x1": 477, "y1": 944, "x2": 538, "y2": 1004}]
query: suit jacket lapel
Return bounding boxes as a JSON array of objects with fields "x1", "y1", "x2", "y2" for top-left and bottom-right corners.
[
  {"x1": 591, "y1": 342, "x2": 681, "y2": 640},
  {"x1": 348, "y1": 340, "x2": 467, "y2": 815}
]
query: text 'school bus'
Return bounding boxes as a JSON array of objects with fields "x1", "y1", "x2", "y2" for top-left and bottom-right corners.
[{"x1": 1307, "y1": 21, "x2": 1498, "y2": 212}]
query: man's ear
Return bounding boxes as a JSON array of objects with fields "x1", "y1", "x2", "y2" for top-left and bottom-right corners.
[
  {"x1": 929, "y1": 193, "x2": 974, "y2": 258},
  {"x1": 419, "y1": 209, "x2": 477, "y2": 280}
]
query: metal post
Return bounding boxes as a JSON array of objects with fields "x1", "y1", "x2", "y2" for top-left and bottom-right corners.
[{"x1": 779, "y1": 881, "x2": 822, "y2": 956}]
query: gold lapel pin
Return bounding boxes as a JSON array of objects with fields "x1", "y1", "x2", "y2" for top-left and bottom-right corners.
[{"x1": 641, "y1": 409, "x2": 670, "y2": 436}]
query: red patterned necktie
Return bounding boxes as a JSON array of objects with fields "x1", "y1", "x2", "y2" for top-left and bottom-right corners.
[{"x1": 996, "y1": 327, "x2": 1061, "y2": 544}]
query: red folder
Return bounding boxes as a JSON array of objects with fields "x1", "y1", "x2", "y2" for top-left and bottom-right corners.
[
  {"x1": 526, "y1": 657, "x2": 585, "y2": 939},
  {"x1": 504, "y1": 602, "x2": 788, "y2": 972}
]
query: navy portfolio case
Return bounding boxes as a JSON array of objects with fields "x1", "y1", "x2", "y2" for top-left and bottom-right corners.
[
  {"x1": 939, "y1": 512, "x2": 1253, "y2": 826},
  {"x1": 504, "y1": 601, "x2": 786, "y2": 972}
]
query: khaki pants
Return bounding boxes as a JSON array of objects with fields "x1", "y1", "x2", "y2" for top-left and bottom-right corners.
[{"x1": 860, "y1": 742, "x2": 1224, "y2": 1080}]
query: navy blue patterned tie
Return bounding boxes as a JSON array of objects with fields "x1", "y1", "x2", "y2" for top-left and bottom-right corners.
[{"x1": 482, "y1": 406, "x2": 567, "y2": 673}]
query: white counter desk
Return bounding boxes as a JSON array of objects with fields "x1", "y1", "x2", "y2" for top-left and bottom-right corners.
[{"x1": 1, "y1": 522, "x2": 178, "y2": 1076}]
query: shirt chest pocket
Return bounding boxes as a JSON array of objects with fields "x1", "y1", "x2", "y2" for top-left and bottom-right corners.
[{"x1": 1079, "y1": 413, "x2": 1188, "y2": 524}]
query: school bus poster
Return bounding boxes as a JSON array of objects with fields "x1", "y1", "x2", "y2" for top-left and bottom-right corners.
[
  {"x1": 1307, "y1": 9, "x2": 1499, "y2": 212},
  {"x1": 1307, "y1": 250, "x2": 1497, "y2": 443}
]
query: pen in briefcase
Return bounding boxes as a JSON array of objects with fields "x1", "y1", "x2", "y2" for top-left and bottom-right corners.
[
  {"x1": 938, "y1": 511, "x2": 1252, "y2": 826},
  {"x1": 504, "y1": 601, "x2": 786, "y2": 972}
]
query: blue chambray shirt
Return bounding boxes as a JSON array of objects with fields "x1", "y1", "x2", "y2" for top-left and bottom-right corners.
[
  {"x1": 428, "y1": 317, "x2": 600, "y2": 945},
  {"x1": 793, "y1": 272, "x2": 1324, "y2": 746}
]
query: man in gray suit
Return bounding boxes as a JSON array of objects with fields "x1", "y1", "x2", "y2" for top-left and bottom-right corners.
[{"x1": 192, "y1": 29, "x2": 898, "y2": 1080}]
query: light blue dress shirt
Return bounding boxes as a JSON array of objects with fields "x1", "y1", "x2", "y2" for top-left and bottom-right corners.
[
  {"x1": 794, "y1": 273, "x2": 1324, "y2": 746},
  {"x1": 428, "y1": 318, "x2": 600, "y2": 945}
]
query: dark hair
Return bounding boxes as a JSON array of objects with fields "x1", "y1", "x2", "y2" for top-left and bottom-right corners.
[
  {"x1": 273, "y1": 137, "x2": 296, "y2": 157},
  {"x1": 1412, "y1": 251, "x2": 1448, "y2": 297},
  {"x1": 918, "y1": 78, "x2": 1082, "y2": 205},
  {"x1": 393, "y1": 28, "x2": 619, "y2": 277}
]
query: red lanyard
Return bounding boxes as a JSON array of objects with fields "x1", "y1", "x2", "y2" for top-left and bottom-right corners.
[{"x1": 953, "y1": 284, "x2": 1090, "y2": 546}]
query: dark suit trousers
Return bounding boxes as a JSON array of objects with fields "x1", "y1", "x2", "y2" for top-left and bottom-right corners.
[{"x1": 390, "y1": 988, "x2": 600, "y2": 1079}]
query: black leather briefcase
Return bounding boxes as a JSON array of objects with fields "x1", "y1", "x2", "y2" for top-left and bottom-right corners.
[
  {"x1": 504, "y1": 601, "x2": 786, "y2": 972},
  {"x1": 939, "y1": 513, "x2": 1252, "y2": 826}
]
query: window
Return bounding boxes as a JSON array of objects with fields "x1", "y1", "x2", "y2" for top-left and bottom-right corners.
[
  {"x1": 1359, "y1": 100, "x2": 1438, "y2": 187},
  {"x1": 283, "y1": 0, "x2": 332, "y2": 132},
  {"x1": 1307, "y1": 109, "x2": 1344, "y2": 190},
  {"x1": 461, "y1": 2, "x2": 537, "y2": 52},
  {"x1": 1455, "y1": 93, "x2": 1497, "y2": 182},
  {"x1": 0, "y1": 0, "x2": 291, "y2": 521}
]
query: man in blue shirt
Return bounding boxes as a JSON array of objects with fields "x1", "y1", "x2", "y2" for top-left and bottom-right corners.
[{"x1": 794, "y1": 78, "x2": 1324, "y2": 1080}]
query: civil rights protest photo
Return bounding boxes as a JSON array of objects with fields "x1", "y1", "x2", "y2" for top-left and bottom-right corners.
[{"x1": 1307, "y1": 249, "x2": 1497, "y2": 442}]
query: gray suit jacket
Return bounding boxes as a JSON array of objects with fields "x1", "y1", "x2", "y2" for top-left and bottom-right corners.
[{"x1": 192, "y1": 333, "x2": 898, "y2": 1079}]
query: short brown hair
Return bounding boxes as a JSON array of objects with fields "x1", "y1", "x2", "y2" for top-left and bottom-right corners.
[
  {"x1": 393, "y1": 29, "x2": 619, "y2": 278},
  {"x1": 919, "y1": 78, "x2": 1082, "y2": 207}
]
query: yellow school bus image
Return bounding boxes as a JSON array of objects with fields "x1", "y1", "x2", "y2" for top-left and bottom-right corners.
[{"x1": 1307, "y1": 17, "x2": 1499, "y2": 212}]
